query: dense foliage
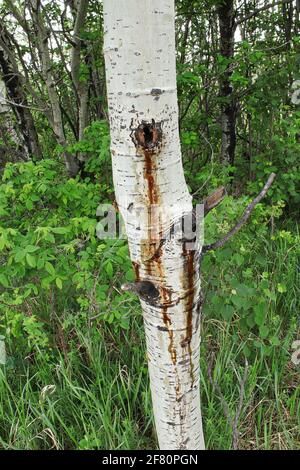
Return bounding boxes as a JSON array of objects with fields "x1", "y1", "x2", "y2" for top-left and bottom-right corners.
[{"x1": 0, "y1": 0, "x2": 299, "y2": 450}]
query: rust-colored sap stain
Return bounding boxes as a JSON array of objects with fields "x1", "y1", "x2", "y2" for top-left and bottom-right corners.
[
  {"x1": 132, "y1": 261, "x2": 140, "y2": 282},
  {"x1": 133, "y1": 120, "x2": 162, "y2": 206},
  {"x1": 131, "y1": 120, "x2": 177, "y2": 366},
  {"x1": 144, "y1": 149, "x2": 159, "y2": 205},
  {"x1": 161, "y1": 286, "x2": 177, "y2": 366},
  {"x1": 181, "y1": 245, "x2": 196, "y2": 387},
  {"x1": 143, "y1": 245, "x2": 177, "y2": 366},
  {"x1": 112, "y1": 199, "x2": 119, "y2": 212}
]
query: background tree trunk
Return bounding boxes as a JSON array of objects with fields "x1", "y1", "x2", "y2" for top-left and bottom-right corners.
[
  {"x1": 29, "y1": 0, "x2": 79, "y2": 177},
  {"x1": 0, "y1": 26, "x2": 41, "y2": 160},
  {"x1": 70, "y1": 0, "x2": 89, "y2": 145},
  {"x1": 218, "y1": 0, "x2": 237, "y2": 166}
]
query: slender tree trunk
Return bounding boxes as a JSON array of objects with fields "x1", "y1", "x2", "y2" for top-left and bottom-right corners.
[
  {"x1": 0, "y1": 26, "x2": 41, "y2": 160},
  {"x1": 103, "y1": 0, "x2": 205, "y2": 450},
  {"x1": 218, "y1": 0, "x2": 237, "y2": 166},
  {"x1": 282, "y1": 0, "x2": 294, "y2": 48},
  {"x1": 29, "y1": 0, "x2": 79, "y2": 177},
  {"x1": 180, "y1": 16, "x2": 191, "y2": 65},
  {"x1": 0, "y1": 109, "x2": 28, "y2": 163},
  {"x1": 70, "y1": 0, "x2": 89, "y2": 144}
]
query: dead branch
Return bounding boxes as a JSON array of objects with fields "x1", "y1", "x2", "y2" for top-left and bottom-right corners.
[{"x1": 202, "y1": 172, "x2": 276, "y2": 253}]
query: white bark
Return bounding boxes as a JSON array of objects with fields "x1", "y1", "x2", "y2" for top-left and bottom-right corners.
[{"x1": 103, "y1": 0, "x2": 204, "y2": 450}]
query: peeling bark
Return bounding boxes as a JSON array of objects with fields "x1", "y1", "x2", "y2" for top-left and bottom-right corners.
[{"x1": 103, "y1": 0, "x2": 204, "y2": 450}]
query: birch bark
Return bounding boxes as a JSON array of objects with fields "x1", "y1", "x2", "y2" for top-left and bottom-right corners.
[{"x1": 103, "y1": 0, "x2": 205, "y2": 450}]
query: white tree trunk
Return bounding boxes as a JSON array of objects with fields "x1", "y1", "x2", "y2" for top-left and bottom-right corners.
[{"x1": 103, "y1": 0, "x2": 205, "y2": 450}]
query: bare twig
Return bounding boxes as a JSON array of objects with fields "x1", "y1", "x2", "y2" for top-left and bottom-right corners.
[
  {"x1": 1, "y1": 96, "x2": 46, "y2": 112},
  {"x1": 235, "y1": 0, "x2": 294, "y2": 26},
  {"x1": 202, "y1": 173, "x2": 276, "y2": 253},
  {"x1": 208, "y1": 355, "x2": 233, "y2": 427},
  {"x1": 208, "y1": 354, "x2": 249, "y2": 450},
  {"x1": 232, "y1": 359, "x2": 249, "y2": 450}
]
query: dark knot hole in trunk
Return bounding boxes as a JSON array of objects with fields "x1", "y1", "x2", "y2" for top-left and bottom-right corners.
[
  {"x1": 133, "y1": 120, "x2": 162, "y2": 152},
  {"x1": 143, "y1": 125, "x2": 153, "y2": 146}
]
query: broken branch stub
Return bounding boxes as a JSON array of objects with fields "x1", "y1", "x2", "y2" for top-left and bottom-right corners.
[{"x1": 204, "y1": 186, "x2": 227, "y2": 216}]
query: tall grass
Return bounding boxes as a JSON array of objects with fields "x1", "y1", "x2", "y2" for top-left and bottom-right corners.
[{"x1": 0, "y1": 226, "x2": 299, "y2": 450}]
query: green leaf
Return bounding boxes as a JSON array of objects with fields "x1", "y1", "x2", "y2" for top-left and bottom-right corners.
[
  {"x1": 246, "y1": 315, "x2": 256, "y2": 328},
  {"x1": 26, "y1": 245, "x2": 39, "y2": 253},
  {"x1": 254, "y1": 302, "x2": 266, "y2": 326},
  {"x1": 236, "y1": 283, "x2": 253, "y2": 297},
  {"x1": 231, "y1": 295, "x2": 246, "y2": 309},
  {"x1": 56, "y1": 278, "x2": 63, "y2": 290},
  {"x1": 37, "y1": 258, "x2": 45, "y2": 269},
  {"x1": 125, "y1": 269, "x2": 135, "y2": 282},
  {"x1": 264, "y1": 288, "x2": 277, "y2": 302},
  {"x1": 15, "y1": 250, "x2": 26, "y2": 262},
  {"x1": 105, "y1": 261, "x2": 113, "y2": 278},
  {"x1": 26, "y1": 253, "x2": 36, "y2": 268},
  {"x1": 233, "y1": 254, "x2": 244, "y2": 267},
  {"x1": 25, "y1": 199, "x2": 33, "y2": 210},
  {"x1": 41, "y1": 276, "x2": 52, "y2": 289},
  {"x1": 44, "y1": 233, "x2": 56, "y2": 243},
  {"x1": 0, "y1": 273, "x2": 9, "y2": 287},
  {"x1": 45, "y1": 262, "x2": 55, "y2": 276},
  {"x1": 242, "y1": 344, "x2": 251, "y2": 358},
  {"x1": 51, "y1": 227, "x2": 70, "y2": 235},
  {"x1": 270, "y1": 336, "x2": 280, "y2": 346},
  {"x1": 221, "y1": 305, "x2": 235, "y2": 322},
  {"x1": 277, "y1": 283, "x2": 287, "y2": 293},
  {"x1": 259, "y1": 325, "x2": 269, "y2": 339}
]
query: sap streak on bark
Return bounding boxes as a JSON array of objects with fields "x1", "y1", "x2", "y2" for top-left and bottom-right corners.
[{"x1": 103, "y1": 0, "x2": 204, "y2": 450}]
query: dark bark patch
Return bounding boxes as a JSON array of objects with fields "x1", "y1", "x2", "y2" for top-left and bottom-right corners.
[
  {"x1": 151, "y1": 88, "x2": 162, "y2": 96},
  {"x1": 157, "y1": 325, "x2": 168, "y2": 332}
]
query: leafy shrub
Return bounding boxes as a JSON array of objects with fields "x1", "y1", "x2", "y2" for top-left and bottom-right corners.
[{"x1": 0, "y1": 159, "x2": 134, "y2": 359}]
